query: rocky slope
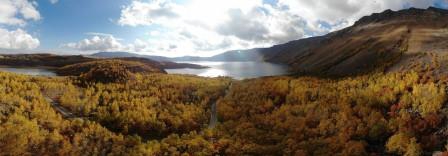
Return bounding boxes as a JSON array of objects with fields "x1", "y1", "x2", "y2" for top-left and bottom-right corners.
[
  {"x1": 89, "y1": 7, "x2": 448, "y2": 77},
  {"x1": 261, "y1": 7, "x2": 448, "y2": 76}
]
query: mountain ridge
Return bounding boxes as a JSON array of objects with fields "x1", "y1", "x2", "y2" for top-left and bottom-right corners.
[
  {"x1": 94, "y1": 7, "x2": 448, "y2": 77},
  {"x1": 92, "y1": 50, "x2": 265, "y2": 62}
]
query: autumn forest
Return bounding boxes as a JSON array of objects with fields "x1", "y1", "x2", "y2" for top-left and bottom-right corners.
[
  {"x1": 3, "y1": 5, "x2": 448, "y2": 156},
  {"x1": 1, "y1": 64, "x2": 448, "y2": 155}
]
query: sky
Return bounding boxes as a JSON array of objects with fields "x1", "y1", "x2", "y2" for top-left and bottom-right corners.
[{"x1": 0, "y1": 0, "x2": 447, "y2": 57}]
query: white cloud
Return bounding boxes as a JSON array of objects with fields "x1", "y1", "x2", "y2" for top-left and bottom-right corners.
[
  {"x1": 278, "y1": 0, "x2": 438, "y2": 29},
  {"x1": 113, "y1": 0, "x2": 440, "y2": 56},
  {"x1": 62, "y1": 34, "x2": 181, "y2": 56},
  {"x1": 0, "y1": 0, "x2": 41, "y2": 50},
  {"x1": 0, "y1": 0, "x2": 41, "y2": 26},
  {"x1": 117, "y1": 0, "x2": 311, "y2": 56},
  {"x1": 62, "y1": 35, "x2": 124, "y2": 52},
  {"x1": 62, "y1": 33, "x2": 199, "y2": 56},
  {"x1": 118, "y1": 0, "x2": 179, "y2": 27},
  {"x1": 85, "y1": 32, "x2": 116, "y2": 37},
  {"x1": 0, "y1": 28, "x2": 40, "y2": 50},
  {"x1": 49, "y1": 0, "x2": 58, "y2": 4}
]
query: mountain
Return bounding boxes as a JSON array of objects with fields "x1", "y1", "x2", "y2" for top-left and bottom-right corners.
[
  {"x1": 0, "y1": 53, "x2": 207, "y2": 72},
  {"x1": 116, "y1": 57, "x2": 207, "y2": 69},
  {"x1": 260, "y1": 7, "x2": 448, "y2": 76},
  {"x1": 0, "y1": 53, "x2": 95, "y2": 67},
  {"x1": 93, "y1": 7, "x2": 448, "y2": 77},
  {"x1": 91, "y1": 52, "x2": 172, "y2": 62},
  {"x1": 220, "y1": 7, "x2": 448, "y2": 76},
  {"x1": 205, "y1": 49, "x2": 264, "y2": 61},
  {"x1": 92, "y1": 50, "x2": 264, "y2": 62},
  {"x1": 56, "y1": 59, "x2": 166, "y2": 78}
]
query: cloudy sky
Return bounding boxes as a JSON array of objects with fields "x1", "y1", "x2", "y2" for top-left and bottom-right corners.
[{"x1": 0, "y1": 0, "x2": 447, "y2": 57}]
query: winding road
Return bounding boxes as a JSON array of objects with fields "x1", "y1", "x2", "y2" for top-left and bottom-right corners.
[
  {"x1": 44, "y1": 97, "x2": 76, "y2": 119},
  {"x1": 44, "y1": 82, "x2": 234, "y2": 125},
  {"x1": 208, "y1": 82, "x2": 233, "y2": 128}
]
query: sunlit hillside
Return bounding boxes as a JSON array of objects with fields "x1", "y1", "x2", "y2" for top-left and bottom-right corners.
[
  {"x1": 2, "y1": 1, "x2": 448, "y2": 156},
  {"x1": 1, "y1": 61, "x2": 448, "y2": 155}
]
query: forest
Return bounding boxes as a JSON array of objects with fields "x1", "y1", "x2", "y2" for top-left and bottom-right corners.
[
  {"x1": 0, "y1": 54, "x2": 206, "y2": 71},
  {"x1": 215, "y1": 73, "x2": 448, "y2": 155},
  {"x1": 0, "y1": 71, "x2": 230, "y2": 155},
  {"x1": 1, "y1": 67, "x2": 448, "y2": 155}
]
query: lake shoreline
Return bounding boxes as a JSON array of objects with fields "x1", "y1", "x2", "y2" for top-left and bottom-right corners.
[
  {"x1": 166, "y1": 61, "x2": 290, "y2": 80},
  {"x1": 0, "y1": 65, "x2": 58, "y2": 70},
  {"x1": 0, "y1": 66, "x2": 58, "y2": 76},
  {"x1": 0, "y1": 61, "x2": 291, "y2": 79}
]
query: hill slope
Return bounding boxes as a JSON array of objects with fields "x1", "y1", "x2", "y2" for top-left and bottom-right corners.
[
  {"x1": 261, "y1": 7, "x2": 448, "y2": 76},
  {"x1": 56, "y1": 59, "x2": 166, "y2": 77},
  {"x1": 0, "y1": 54, "x2": 207, "y2": 71},
  {"x1": 94, "y1": 7, "x2": 448, "y2": 77},
  {"x1": 92, "y1": 51, "x2": 265, "y2": 62},
  {"x1": 0, "y1": 54, "x2": 95, "y2": 67}
]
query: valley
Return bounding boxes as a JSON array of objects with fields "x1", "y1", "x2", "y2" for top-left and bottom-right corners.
[
  {"x1": 94, "y1": 7, "x2": 448, "y2": 78},
  {"x1": 1, "y1": 66, "x2": 448, "y2": 155},
  {"x1": 2, "y1": 6, "x2": 448, "y2": 156}
]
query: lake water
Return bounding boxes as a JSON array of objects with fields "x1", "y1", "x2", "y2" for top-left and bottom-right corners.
[
  {"x1": 166, "y1": 61, "x2": 290, "y2": 79},
  {"x1": 0, "y1": 62, "x2": 290, "y2": 79},
  {"x1": 0, "y1": 67, "x2": 57, "y2": 76}
]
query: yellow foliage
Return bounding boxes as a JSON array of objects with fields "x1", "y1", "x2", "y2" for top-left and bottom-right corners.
[{"x1": 0, "y1": 70, "x2": 446, "y2": 155}]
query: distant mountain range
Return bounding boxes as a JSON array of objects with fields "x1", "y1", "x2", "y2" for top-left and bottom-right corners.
[
  {"x1": 91, "y1": 49, "x2": 265, "y2": 62},
  {"x1": 0, "y1": 53, "x2": 207, "y2": 72},
  {"x1": 93, "y1": 7, "x2": 448, "y2": 77},
  {"x1": 91, "y1": 38, "x2": 319, "y2": 62}
]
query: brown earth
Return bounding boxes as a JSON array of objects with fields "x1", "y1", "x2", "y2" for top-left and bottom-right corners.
[{"x1": 261, "y1": 7, "x2": 448, "y2": 77}]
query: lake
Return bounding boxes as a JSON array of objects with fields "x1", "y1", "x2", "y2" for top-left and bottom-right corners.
[
  {"x1": 0, "y1": 62, "x2": 290, "y2": 79},
  {"x1": 166, "y1": 61, "x2": 290, "y2": 79},
  {"x1": 0, "y1": 67, "x2": 57, "y2": 76}
]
